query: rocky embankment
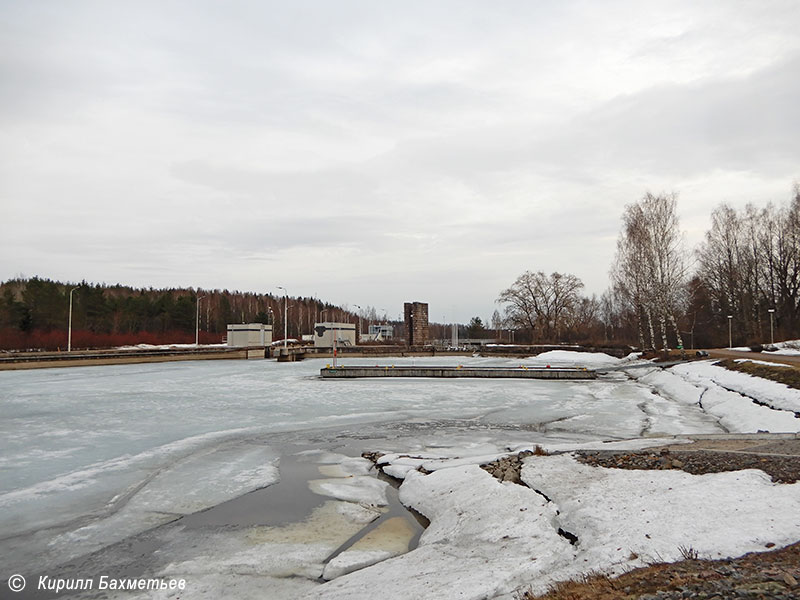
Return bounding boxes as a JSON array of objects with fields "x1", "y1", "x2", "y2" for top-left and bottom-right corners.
[{"x1": 575, "y1": 445, "x2": 800, "y2": 484}]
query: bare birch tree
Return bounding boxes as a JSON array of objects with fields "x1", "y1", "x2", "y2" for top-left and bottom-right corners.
[{"x1": 612, "y1": 192, "x2": 688, "y2": 351}]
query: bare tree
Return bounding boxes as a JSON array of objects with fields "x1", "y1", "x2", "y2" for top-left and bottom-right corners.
[
  {"x1": 612, "y1": 192, "x2": 688, "y2": 351},
  {"x1": 699, "y1": 188, "x2": 800, "y2": 343},
  {"x1": 497, "y1": 271, "x2": 584, "y2": 342}
]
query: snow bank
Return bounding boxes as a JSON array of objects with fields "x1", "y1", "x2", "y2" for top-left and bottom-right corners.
[
  {"x1": 530, "y1": 350, "x2": 620, "y2": 367},
  {"x1": 628, "y1": 363, "x2": 800, "y2": 433},
  {"x1": 522, "y1": 454, "x2": 800, "y2": 577},
  {"x1": 735, "y1": 358, "x2": 794, "y2": 368},
  {"x1": 673, "y1": 361, "x2": 800, "y2": 416},
  {"x1": 317, "y1": 446, "x2": 800, "y2": 600}
]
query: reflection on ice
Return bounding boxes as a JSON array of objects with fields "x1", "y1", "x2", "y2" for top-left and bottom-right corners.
[{"x1": 323, "y1": 516, "x2": 415, "y2": 580}]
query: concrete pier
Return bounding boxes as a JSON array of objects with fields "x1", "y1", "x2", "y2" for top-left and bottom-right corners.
[{"x1": 320, "y1": 366, "x2": 596, "y2": 379}]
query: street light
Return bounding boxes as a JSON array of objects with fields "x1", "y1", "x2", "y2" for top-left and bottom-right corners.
[
  {"x1": 67, "y1": 287, "x2": 78, "y2": 352},
  {"x1": 727, "y1": 315, "x2": 733, "y2": 350},
  {"x1": 195, "y1": 295, "x2": 206, "y2": 346},
  {"x1": 277, "y1": 286, "x2": 288, "y2": 349},
  {"x1": 354, "y1": 304, "x2": 363, "y2": 338},
  {"x1": 768, "y1": 309, "x2": 775, "y2": 345}
]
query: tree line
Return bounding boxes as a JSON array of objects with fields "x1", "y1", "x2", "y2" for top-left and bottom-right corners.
[
  {"x1": 0, "y1": 278, "x2": 375, "y2": 350},
  {"x1": 496, "y1": 184, "x2": 800, "y2": 349}
]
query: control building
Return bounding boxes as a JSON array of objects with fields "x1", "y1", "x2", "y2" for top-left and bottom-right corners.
[
  {"x1": 313, "y1": 322, "x2": 357, "y2": 348},
  {"x1": 227, "y1": 323, "x2": 273, "y2": 347}
]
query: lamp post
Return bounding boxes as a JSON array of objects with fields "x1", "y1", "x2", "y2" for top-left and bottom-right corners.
[
  {"x1": 67, "y1": 287, "x2": 78, "y2": 352},
  {"x1": 195, "y1": 295, "x2": 206, "y2": 346},
  {"x1": 277, "y1": 286, "x2": 288, "y2": 349},
  {"x1": 768, "y1": 309, "x2": 775, "y2": 345},
  {"x1": 267, "y1": 308, "x2": 274, "y2": 346},
  {"x1": 727, "y1": 315, "x2": 733, "y2": 350},
  {"x1": 354, "y1": 304, "x2": 362, "y2": 340}
]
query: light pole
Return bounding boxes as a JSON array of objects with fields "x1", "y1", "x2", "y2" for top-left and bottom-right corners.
[
  {"x1": 195, "y1": 295, "x2": 206, "y2": 346},
  {"x1": 277, "y1": 286, "x2": 288, "y2": 349},
  {"x1": 727, "y1": 315, "x2": 733, "y2": 350},
  {"x1": 67, "y1": 287, "x2": 78, "y2": 352},
  {"x1": 768, "y1": 308, "x2": 775, "y2": 345},
  {"x1": 354, "y1": 304, "x2": 363, "y2": 340}
]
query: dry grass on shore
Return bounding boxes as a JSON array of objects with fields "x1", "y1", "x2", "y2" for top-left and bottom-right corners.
[{"x1": 519, "y1": 542, "x2": 800, "y2": 600}]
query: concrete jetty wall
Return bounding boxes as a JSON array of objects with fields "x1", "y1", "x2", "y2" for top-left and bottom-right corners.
[{"x1": 320, "y1": 366, "x2": 596, "y2": 380}]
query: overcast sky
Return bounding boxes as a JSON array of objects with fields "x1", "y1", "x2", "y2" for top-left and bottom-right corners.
[{"x1": 2, "y1": 1, "x2": 798, "y2": 323}]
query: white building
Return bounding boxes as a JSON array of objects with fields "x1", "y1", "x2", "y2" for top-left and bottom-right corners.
[
  {"x1": 313, "y1": 322, "x2": 357, "y2": 348},
  {"x1": 227, "y1": 323, "x2": 273, "y2": 347},
  {"x1": 361, "y1": 323, "x2": 393, "y2": 342}
]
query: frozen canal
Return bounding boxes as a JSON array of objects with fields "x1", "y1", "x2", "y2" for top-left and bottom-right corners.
[{"x1": 4, "y1": 352, "x2": 791, "y2": 598}]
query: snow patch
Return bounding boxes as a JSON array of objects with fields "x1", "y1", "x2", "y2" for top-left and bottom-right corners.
[{"x1": 522, "y1": 454, "x2": 800, "y2": 576}]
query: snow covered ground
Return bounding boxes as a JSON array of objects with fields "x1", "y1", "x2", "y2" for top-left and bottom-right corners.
[
  {"x1": 632, "y1": 360, "x2": 800, "y2": 432},
  {"x1": 311, "y1": 444, "x2": 800, "y2": 600},
  {"x1": 1, "y1": 352, "x2": 799, "y2": 598}
]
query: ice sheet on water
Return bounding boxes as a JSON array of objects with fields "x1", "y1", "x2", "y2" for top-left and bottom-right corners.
[
  {"x1": 117, "y1": 500, "x2": 382, "y2": 600},
  {"x1": 300, "y1": 450, "x2": 374, "y2": 477},
  {"x1": 1, "y1": 438, "x2": 279, "y2": 574},
  {"x1": 0, "y1": 353, "x2": 762, "y2": 581},
  {"x1": 309, "y1": 476, "x2": 390, "y2": 506}
]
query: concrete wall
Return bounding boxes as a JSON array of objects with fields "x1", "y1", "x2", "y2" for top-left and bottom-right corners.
[{"x1": 320, "y1": 366, "x2": 596, "y2": 379}]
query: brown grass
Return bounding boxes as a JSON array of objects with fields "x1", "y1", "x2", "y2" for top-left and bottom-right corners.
[{"x1": 517, "y1": 541, "x2": 800, "y2": 599}]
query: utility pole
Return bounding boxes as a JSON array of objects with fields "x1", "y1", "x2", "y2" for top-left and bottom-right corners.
[
  {"x1": 768, "y1": 309, "x2": 775, "y2": 345},
  {"x1": 195, "y1": 295, "x2": 206, "y2": 346},
  {"x1": 277, "y1": 286, "x2": 288, "y2": 349},
  {"x1": 727, "y1": 315, "x2": 733, "y2": 349},
  {"x1": 67, "y1": 287, "x2": 78, "y2": 352}
]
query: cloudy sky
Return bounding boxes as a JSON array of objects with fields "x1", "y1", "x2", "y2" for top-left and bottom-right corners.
[{"x1": 2, "y1": 1, "x2": 798, "y2": 323}]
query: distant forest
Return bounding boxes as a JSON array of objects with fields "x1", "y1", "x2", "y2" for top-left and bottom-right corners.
[{"x1": 0, "y1": 279, "x2": 388, "y2": 351}]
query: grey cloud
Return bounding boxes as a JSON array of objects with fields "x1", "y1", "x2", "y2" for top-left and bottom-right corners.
[{"x1": 555, "y1": 54, "x2": 800, "y2": 178}]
